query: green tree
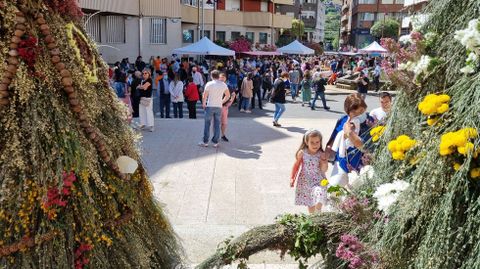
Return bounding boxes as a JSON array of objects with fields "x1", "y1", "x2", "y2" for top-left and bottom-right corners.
[
  {"x1": 291, "y1": 19, "x2": 305, "y2": 40},
  {"x1": 324, "y1": 12, "x2": 341, "y2": 50},
  {"x1": 332, "y1": 36, "x2": 339, "y2": 50},
  {"x1": 370, "y1": 18, "x2": 401, "y2": 39}
]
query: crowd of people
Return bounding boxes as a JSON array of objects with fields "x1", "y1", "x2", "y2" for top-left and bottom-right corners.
[
  {"x1": 108, "y1": 53, "x2": 394, "y2": 214},
  {"x1": 109, "y1": 53, "x2": 387, "y2": 134}
]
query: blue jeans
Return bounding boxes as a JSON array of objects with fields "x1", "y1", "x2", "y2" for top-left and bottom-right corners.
[
  {"x1": 240, "y1": 97, "x2": 250, "y2": 110},
  {"x1": 203, "y1": 107, "x2": 221, "y2": 144},
  {"x1": 273, "y1": 103, "x2": 286, "y2": 122},
  {"x1": 159, "y1": 93, "x2": 171, "y2": 118},
  {"x1": 311, "y1": 91, "x2": 328, "y2": 108},
  {"x1": 290, "y1": 84, "x2": 298, "y2": 99}
]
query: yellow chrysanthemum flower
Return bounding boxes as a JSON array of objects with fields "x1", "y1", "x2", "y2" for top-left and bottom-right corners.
[
  {"x1": 320, "y1": 179, "x2": 329, "y2": 187},
  {"x1": 388, "y1": 141, "x2": 397, "y2": 152},
  {"x1": 427, "y1": 117, "x2": 437, "y2": 126},
  {"x1": 470, "y1": 168, "x2": 480, "y2": 179},
  {"x1": 418, "y1": 93, "x2": 451, "y2": 116},
  {"x1": 453, "y1": 162, "x2": 461, "y2": 171},
  {"x1": 458, "y1": 142, "x2": 475, "y2": 155},
  {"x1": 436, "y1": 103, "x2": 449, "y2": 114},
  {"x1": 392, "y1": 151, "x2": 406, "y2": 160},
  {"x1": 438, "y1": 94, "x2": 451, "y2": 103}
]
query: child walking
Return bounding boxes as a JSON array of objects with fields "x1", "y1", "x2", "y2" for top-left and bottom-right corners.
[{"x1": 290, "y1": 129, "x2": 329, "y2": 213}]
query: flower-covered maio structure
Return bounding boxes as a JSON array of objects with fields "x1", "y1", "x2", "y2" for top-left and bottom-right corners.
[
  {"x1": 199, "y1": 1, "x2": 480, "y2": 268},
  {"x1": 0, "y1": 0, "x2": 182, "y2": 268}
]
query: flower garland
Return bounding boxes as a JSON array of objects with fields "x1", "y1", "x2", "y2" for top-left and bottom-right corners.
[
  {"x1": 65, "y1": 23, "x2": 98, "y2": 83},
  {"x1": 387, "y1": 135, "x2": 417, "y2": 160}
]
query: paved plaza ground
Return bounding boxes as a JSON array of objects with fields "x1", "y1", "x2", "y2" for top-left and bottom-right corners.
[{"x1": 140, "y1": 91, "x2": 381, "y2": 267}]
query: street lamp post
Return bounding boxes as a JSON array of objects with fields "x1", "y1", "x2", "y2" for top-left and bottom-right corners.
[{"x1": 206, "y1": 0, "x2": 218, "y2": 41}]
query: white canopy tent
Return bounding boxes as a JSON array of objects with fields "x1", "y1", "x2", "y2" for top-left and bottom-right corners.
[
  {"x1": 172, "y1": 37, "x2": 235, "y2": 56},
  {"x1": 277, "y1": 40, "x2": 315, "y2": 55},
  {"x1": 359, "y1": 41, "x2": 388, "y2": 54}
]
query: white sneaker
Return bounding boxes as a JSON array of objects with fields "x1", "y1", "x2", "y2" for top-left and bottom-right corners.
[
  {"x1": 212, "y1": 143, "x2": 219, "y2": 148},
  {"x1": 198, "y1": 142, "x2": 208, "y2": 147},
  {"x1": 240, "y1": 109, "x2": 245, "y2": 112},
  {"x1": 245, "y1": 110, "x2": 252, "y2": 114}
]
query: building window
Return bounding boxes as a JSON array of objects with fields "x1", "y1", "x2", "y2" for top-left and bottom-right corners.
[
  {"x1": 381, "y1": 0, "x2": 394, "y2": 3},
  {"x1": 82, "y1": 14, "x2": 101, "y2": 42},
  {"x1": 216, "y1": 31, "x2": 226, "y2": 42},
  {"x1": 226, "y1": 0, "x2": 241, "y2": 11},
  {"x1": 259, "y1": 33, "x2": 268, "y2": 44},
  {"x1": 183, "y1": 29, "x2": 194, "y2": 43},
  {"x1": 181, "y1": 0, "x2": 198, "y2": 7},
  {"x1": 358, "y1": 0, "x2": 376, "y2": 3},
  {"x1": 260, "y1": 0, "x2": 268, "y2": 12},
  {"x1": 150, "y1": 18, "x2": 167, "y2": 44},
  {"x1": 201, "y1": 30, "x2": 211, "y2": 39},
  {"x1": 105, "y1": 16, "x2": 125, "y2": 43},
  {"x1": 396, "y1": 0, "x2": 404, "y2": 3},
  {"x1": 246, "y1": 32, "x2": 254, "y2": 43},
  {"x1": 360, "y1": 12, "x2": 375, "y2": 21},
  {"x1": 231, "y1": 31, "x2": 241, "y2": 41}
]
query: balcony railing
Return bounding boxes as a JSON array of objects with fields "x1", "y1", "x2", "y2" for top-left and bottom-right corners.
[
  {"x1": 273, "y1": 14, "x2": 293, "y2": 28},
  {"x1": 181, "y1": 5, "x2": 293, "y2": 28},
  {"x1": 272, "y1": 0, "x2": 294, "y2": 6}
]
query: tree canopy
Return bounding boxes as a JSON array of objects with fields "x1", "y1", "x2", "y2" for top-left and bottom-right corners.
[
  {"x1": 370, "y1": 18, "x2": 401, "y2": 39},
  {"x1": 291, "y1": 19, "x2": 305, "y2": 40}
]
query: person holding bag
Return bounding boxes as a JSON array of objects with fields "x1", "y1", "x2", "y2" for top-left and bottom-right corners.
[{"x1": 138, "y1": 70, "x2": 154, "y2": 132}]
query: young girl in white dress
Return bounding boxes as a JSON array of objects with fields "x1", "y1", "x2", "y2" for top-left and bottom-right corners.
[{"x1": 290, "y1": 129, "x2": 329, "y2": 213}]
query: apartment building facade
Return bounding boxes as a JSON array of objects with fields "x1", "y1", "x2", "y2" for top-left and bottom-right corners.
[
  {"x1": 341, "y1": 0, "x2": 405, "y2": 48},
  {"x1": 401, "y1": 0, "x2": 428, "y2": 34},
  {"x1": 277, "y1": 0, "x2": 326, "y2": 43},
  {"x1": 181, "y1": 0, "x2": 294, "y2": 46},
  {"x1": 79, "y1": 0, "x2": 182, "y2": 64}
]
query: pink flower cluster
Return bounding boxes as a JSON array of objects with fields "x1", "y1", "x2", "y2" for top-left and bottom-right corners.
[
  {"x1": 336, "y1": 234, "x2": 365, "y2": 268},
  {"x1": 339, "y1": 196, "x2": 370, "y2": 222},
  {"x1": 336, "y1": 234, "x2": 378, "y2": 269},
  {"x1": 74, "y1": 243, "x2": 93, "y2": 269},
  {"x1": 229, "y1": 38, "x2": 252, "y2": 53}
]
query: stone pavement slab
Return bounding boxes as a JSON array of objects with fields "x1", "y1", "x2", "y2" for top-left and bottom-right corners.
[{"x1": 141, "y1": 112, "x2": 336, "y2": 265}]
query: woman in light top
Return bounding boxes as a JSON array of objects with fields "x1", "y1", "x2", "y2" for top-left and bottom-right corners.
[{"x1": 169, "y1": 73, "x2": 185, "y2": 118}]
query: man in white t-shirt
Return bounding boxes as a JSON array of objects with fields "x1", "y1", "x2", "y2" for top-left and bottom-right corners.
[
  {"x1": 199, "y1": 70, "x2": 231, "y2": 148},
  {"x1": 369, "y1": 92, "x2": 392, "y2": 123}
]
